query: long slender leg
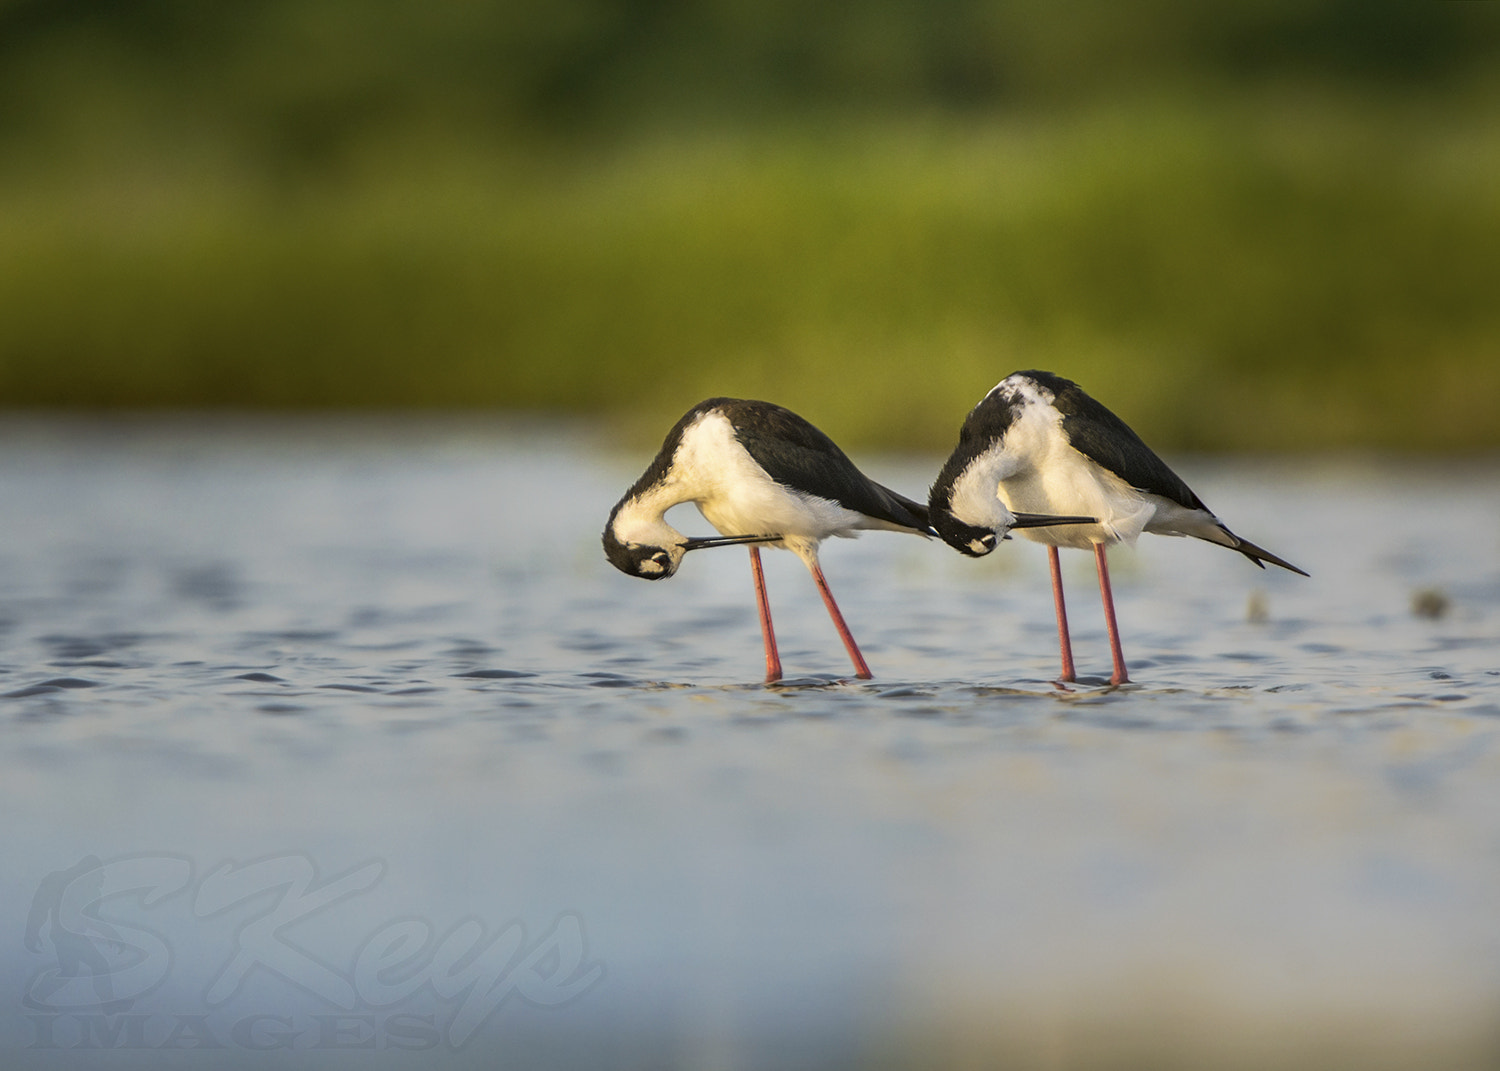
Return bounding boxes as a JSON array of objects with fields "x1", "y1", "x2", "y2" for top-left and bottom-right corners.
[
  {"x1": 1048, "y1": 545, "x2": 1077, "y2": 684},
  {"x1": 748, "y1": 546, "x2": 782, "y2": 684},
  {"x1": 1093, "y1": 542, "x2": 1130, "y2": 686},
  {"x1": 803, "y1": 555, "x2": 872, "y2": 680}
]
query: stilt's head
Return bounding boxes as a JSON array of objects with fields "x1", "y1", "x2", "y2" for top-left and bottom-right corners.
[
  {"x1": 602, "y1": 528, "x2": 686, "y2": 580},
  {"x1": 603, "y1": 498, "x2": 773, "y2": 580},
  {"x1": 602, "y1": 495, "x2": 694, "y2": 580},
  {"x1": 929, "y1": 508, "x2": 999, "y2": 557},
  {"x1": 927, "y1": 444, "x2": 1010, "y2": 558}
]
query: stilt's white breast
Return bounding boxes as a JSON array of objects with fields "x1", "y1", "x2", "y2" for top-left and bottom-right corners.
[
  {"x1": 947, "y1": 445, "x2": 1019, "y2": 532},
  {"x1": 988, "y1": 376, "x2": 1156, "y2": 549}
]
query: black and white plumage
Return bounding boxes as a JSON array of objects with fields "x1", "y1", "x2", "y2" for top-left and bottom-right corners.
[
  {"x1": 929, "y1": 370, "x2": 1307, "y2": 685},
  {"x1": 603, "y1": 397, "x2": 926, "y2": 681},
  {"x1": 604, "y1": 397, "x2": 1089, "y2": 682}
]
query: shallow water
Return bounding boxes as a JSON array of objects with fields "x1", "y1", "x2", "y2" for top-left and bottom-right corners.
[{"x1": 2, "y1": 415, "x2": 1499, "y2": 1069}]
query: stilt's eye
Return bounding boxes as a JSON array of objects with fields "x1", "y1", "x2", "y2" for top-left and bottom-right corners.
[{"x1": 631, "y1": 548, "x2": 673, "y2": 577}]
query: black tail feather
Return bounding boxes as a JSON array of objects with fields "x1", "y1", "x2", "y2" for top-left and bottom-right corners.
[{"x1": 1229, "y1": 534, "x2": 1308, "y2": 577}]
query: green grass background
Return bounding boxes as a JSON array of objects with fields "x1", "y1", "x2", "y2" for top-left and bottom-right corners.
[{"x1": 1, "y1": 1, "x2": 1497, "y2": 451}]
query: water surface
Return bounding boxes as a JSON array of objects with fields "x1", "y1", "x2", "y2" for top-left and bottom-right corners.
[{"x1": 2, "y1": 416, "x2": 1498, "y2": 1069}]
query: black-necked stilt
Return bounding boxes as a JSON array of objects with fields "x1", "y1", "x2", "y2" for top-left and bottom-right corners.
[
  {"x1": 604, "y1": 397, "x2": 1088, "y2": 683},
  {"x1": 929, "y1": 370, "x2": 1307, "y2": 686}
]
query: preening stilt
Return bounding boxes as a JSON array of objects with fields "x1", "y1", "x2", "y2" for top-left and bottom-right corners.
[{"x1": 929, "y1": 371, "x2": 1307, "y2": 686}]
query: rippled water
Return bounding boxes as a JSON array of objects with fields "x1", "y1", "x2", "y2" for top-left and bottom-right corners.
[{"x1": 2, "y1": 415, "x2": 1498, "y2": 1069}]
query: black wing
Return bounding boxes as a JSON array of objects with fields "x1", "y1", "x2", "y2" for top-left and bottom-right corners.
[
  {"x1": 1021, "y1": 371, "x2": 1205, "y2": 511},
  {"x1": 721, "y1": 400, "x2": 928, "y2": 531}
]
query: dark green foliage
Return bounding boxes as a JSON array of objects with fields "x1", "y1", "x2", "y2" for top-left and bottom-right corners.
[{"x1": 1, "y1": 2, "x2": 1497, "y2": 450}]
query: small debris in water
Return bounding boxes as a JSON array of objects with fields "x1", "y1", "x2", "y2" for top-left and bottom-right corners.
[{"x1": 1412, "y1": 588, "x2": 1450, "y2": 619}]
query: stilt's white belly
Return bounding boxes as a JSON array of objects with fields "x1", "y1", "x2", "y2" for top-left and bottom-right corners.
[
  {"x1": 1000, "y1": 450, "x2": 1157, "y2": 550},
  {"x1": 698, "y1": 493, "x2": 865, "y2": 542}
]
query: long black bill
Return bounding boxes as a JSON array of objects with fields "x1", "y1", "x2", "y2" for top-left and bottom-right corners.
[
  {"x1": 681, "y1": 533, "x2": 779, "y2": 552},
  {"x1": 1010, "y1": 513, "x2": 1097, "y2": 529}
]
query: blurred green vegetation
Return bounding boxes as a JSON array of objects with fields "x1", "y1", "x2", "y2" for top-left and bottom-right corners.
[{"x1": 1, "y1": 0, "x2": 1498, "y2": 450}]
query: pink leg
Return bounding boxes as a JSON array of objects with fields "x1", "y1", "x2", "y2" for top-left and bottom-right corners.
[
  {"x1": 1048, "y1": 545, "x2": 1077, "y2": 684},
  {"x1": 1094, "y1": 542, "x2": 1130, "y2": 686},
  {"x1": 749, "y1": 547, "x2": 782, "y2": 684},
  {"x1": 805, "y1": 557, "x2": 872, "y2": 680}
]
